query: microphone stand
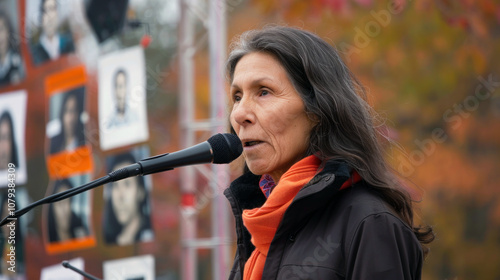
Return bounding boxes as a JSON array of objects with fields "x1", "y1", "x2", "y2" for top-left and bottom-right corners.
[
  {"x1": 0, "y1": 133, "x2": 240, "y2": 226},
  {"x1": 0, "y1": 163, "x2": 143, "y2": 227},
  {"x1": 62, "y1": 260, "x2": 101, "y2": 280}
]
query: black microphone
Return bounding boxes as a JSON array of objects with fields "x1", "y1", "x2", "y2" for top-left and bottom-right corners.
[
  {"x1": 0, "y1": 133, "x2": 243, "y2": 227},
  {"x1": 108, "y1": 133, "x2": 243, "y2": 181}
]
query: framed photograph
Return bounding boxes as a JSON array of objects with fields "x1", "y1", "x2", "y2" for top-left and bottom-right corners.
[
  {"x1": 25, "y1": 0, "x2": 76, "y2": 66},
  {"x1": 0, "y1": 0, "x2": 26, "y2": 86},
  {"x1": 44, "y1": 66, "x2": 92, "y2": 179},
  {"x1": 103, "y1": 146, "x2": 154, "y2": 246},
  {"x1": 43, "y1": 173, "x2": 95, "y2": 254},
  {"x1": 98, "y1": 46, "x2": 149, "y2": 151},
  {"x1": 47, "y1": 87, "x2": 86, "y2": 155},
  {"x1": 0, "y1": 90, "x2": 27, "y2": 187}
]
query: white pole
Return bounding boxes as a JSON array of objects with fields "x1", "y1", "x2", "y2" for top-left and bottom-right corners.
[
  {"x1": 179, "y1": 0, "x2": 197, "y2": 279},
  {"x1": 209, "y1": 0, "x2": 229, "y2": 279}
]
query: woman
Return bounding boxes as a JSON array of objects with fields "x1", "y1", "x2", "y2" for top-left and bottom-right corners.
[
  {"x1": 0, "y1": 110, "x2": 18, "y2": 171},
  {"x1": 49, "y1": 89, "x2": 85, "y2": 154},
  {"x1": 47, "y1": 179, "x2": 89, "y2": 242},
  {"x1": 0, "y1": 10, "x2": 25, "y2": 86},
  {"x1": 224, "y1": 26, "x2": 434, "y2": 280},
  {"x1": 103, "y1": 152, "x2": 153, "y2": 245}
]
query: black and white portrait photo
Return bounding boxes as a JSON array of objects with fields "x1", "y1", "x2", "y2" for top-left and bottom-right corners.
[{"x1": 98, "y1": 46, "x2": 149, "y2": 151}]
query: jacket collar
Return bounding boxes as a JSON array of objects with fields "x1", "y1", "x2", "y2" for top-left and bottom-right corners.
[
  {"x1": 226, "y1": 159, "x2": 354, "y2": 211},
  {"x1": 225, "y1": 171, "x2": 266, "y2": 211},
  {"x1": 277, "y1": 160, "x2": 353, "y2": 227}
]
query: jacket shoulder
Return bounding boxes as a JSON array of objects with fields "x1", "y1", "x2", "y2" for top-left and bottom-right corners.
[
  {"x1": 336, "y1": 184, "x2": 398, "y2": 223},
  {"x1": 334, "y1": 184, "x2": 416, "y2": 248},
  {"x1": 337, "y1": 185, "x2": 423, "y2": 279}
]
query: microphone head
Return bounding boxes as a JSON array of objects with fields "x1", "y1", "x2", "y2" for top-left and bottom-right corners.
[{"x1": 208, "y1": 133, "x2": 243, "y2": 164}]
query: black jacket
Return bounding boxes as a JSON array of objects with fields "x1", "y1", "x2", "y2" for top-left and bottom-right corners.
[
  {"x1": 31, "y1": 32, "x2": 75, "y2": 65},
  {"x1": 224, "y1": 160, "x2": 423, "y2": 279}
]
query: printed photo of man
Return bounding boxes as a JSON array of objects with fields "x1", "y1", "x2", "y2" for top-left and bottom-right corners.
[{"x1": 98, "y1": 46, "x2": 149, "y2": 151}]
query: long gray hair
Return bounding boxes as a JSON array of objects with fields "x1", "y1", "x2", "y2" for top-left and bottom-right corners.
[{"x1": 226, "y1": 26, "x2": 434, "y2": 255}]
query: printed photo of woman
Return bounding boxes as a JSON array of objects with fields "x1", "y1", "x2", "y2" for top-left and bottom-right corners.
[
  {"x1": 103, "y1": 149, "x2": 153, "y2": 246},
  {"x1": 48, "y1": 87, "x2": 85, "y2": 155},
  {"x1": 0, "y1": 6, "x2": 25, "y2": 87},
  {"x1": 47, "y1": 178, "x2": 89, "y2": 243},
  {"x1": 0, "y1": 90, "x2": 27, "y2": 187},
  {"x1": 0, "y1": 110, "x2": 18, "y2": 171}
]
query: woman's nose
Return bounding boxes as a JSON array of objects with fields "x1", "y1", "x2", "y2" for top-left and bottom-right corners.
[{"x1": 231, "y1": 98, "x2": 255, "y2": 127}]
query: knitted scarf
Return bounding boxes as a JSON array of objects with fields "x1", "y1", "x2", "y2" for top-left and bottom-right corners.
[
  {"x1": 242, "y1": 155, "x2": 319, "y2": 280},
  {"x1": 242, "y1": 155, "x2": 360, "y2": 279}
]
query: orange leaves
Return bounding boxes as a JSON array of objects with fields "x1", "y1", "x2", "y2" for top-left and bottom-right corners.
[
  {"x1": 455, "y1": 45, "x2": 488, "y2": 74},
  {"x1": 228, "y1": 3, "x2": 500, "y2": 278}
]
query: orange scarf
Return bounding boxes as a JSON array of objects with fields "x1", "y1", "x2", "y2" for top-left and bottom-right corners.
[
  {"x1": 242, "y1": 155, "x2": 360, "y2": 279},
  {"x1": 242, "y1": 155, "x2": 320, "y2": 280}
]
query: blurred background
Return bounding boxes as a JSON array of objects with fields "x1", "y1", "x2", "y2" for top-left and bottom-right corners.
[{"x1": 0, "y1": 0, "x2": 499, "y2": 279}]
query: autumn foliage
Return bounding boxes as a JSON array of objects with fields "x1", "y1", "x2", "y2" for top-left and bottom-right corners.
[{"x1": 234, "y1": 0, "x2": 500, "y2": 279}]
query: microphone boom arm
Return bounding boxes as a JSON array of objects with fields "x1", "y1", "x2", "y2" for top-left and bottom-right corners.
[
  {"x1": 0, "y1": 175, "x2": 112, "y2": 227},
  {"x1": 0, "y1": 133, "x2": 241, "y2": 227}
]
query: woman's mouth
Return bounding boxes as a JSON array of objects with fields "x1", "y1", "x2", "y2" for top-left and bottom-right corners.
[
  {"x1": 241, "y1": 138, "x2": 265, "y2": 149},
  {"x1": 244, "y1": 141, "x2": 262, "y2": 147}
]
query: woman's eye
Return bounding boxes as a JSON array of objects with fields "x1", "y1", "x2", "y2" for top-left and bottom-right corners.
[
  {"x1": 260, "y1": 89, "x2": 269, "y2": 96},
  {"x1": 233, "y1": 94, "x2": 241, "y2": 102}
]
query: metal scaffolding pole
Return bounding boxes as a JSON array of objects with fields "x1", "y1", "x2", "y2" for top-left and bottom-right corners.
[
  {"x1": 178, "y1": 0, "x2": 229, "y2": 279},
  {"x1": 178, "y1": 0, "x2": 197, "y2": 279},
  {"x1": 208, "y1": 1, "x2": 229, "y2": 279}
]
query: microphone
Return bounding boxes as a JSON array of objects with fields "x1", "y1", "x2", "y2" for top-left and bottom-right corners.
[
  {"x1": 1, "y1": 134, "x2": 241, "y2": 226},
  {"x1": 0, "y1": 133, "x2": 242, "y2": 227},
  {"x1": 108, "y1": 133, "x2": 243, "y2": 181}
]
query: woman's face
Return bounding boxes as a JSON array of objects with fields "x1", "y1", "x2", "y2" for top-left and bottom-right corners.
[
  {"x1": 62, "y1": 95, "x2": 78, "y2": 138},
  {"x1": 53, "y1": 184, "x2": 71, "y2": 232},
  {"x1": 230, "y1": 52, "x2": 315, "y2": 182},
  {"x1": 0, "y1": 119, "x2": 12, "y2": 168},
  {"x1": 110, "y1": 162, "x2": 144, "y2": 225},
  {"x1": 42, "y1": 0, "x2": 58, "y2": 38},
  {"x1": 0, "y1": 18, "x2": 9, "y2": 57}
]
